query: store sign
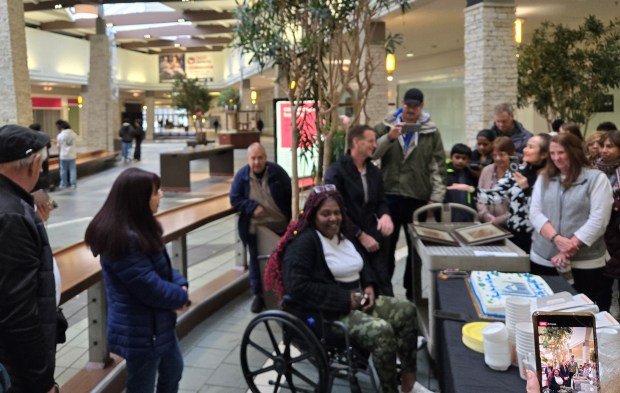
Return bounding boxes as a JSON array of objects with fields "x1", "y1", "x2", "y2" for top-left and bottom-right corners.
[
  {"x1": 274, "y1": 99, "x2": 318, "y2": 179},
  {"x1": 185, "y1": 53, "x2": 215, "y2": 80}
]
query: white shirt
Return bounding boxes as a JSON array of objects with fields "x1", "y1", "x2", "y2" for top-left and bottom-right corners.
[{"x1": 316, "y1": 230, "x2": 363, "y2": 283}]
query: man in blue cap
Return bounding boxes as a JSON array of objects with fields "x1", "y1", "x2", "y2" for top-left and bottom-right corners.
[{"x1": 0, "y1": 125, "x2": 58, "y2": 393}]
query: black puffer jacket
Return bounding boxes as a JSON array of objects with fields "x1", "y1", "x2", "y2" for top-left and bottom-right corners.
[{"x1": 0, "y1": 175, "x2": 56, "y2": 393}]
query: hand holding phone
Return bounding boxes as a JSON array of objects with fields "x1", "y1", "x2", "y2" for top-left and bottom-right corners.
[{"x1": 532, "y1": 312, "x2": 599, "y2": 392}]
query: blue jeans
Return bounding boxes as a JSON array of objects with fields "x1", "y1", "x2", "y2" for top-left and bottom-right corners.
[
  {"x1": 122, "y1": 142, "x2": 132, "y2": 159},
  {"x1": 59, "y1": 159, "x2": 77, "y2": 187},
  {"x1": 125, "y1": 338, "x2": 184, "y2": 393}
]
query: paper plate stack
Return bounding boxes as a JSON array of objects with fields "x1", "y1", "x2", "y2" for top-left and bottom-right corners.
[{"x1": 462, "y1": 321, "x2": 490, "y2": 353}]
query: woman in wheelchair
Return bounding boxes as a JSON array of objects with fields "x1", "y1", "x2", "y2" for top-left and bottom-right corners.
[{"x1": 264, "y1": 186, "x2": 418, "y2": 393}]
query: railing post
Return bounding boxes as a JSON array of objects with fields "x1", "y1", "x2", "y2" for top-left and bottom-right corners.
[
  {"x1": 86, "y1": 281, "x2": 112, "y2": 369},
  {"x1": 170, "y1": 235, "x2": 188, "y2": 279},
  {"x1": 234, "y1": 217, "x2": 247, "y2": 271}
]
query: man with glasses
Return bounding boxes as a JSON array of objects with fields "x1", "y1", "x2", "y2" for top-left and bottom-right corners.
[
  {"x1": 0, "y1": 125, "x2": 58, "y2": 393},
  {"x1": 230, "y1": 143, "x2": 292, "y2": 313},
  {"x1": 491, "y1": 103, "x2": 532, "y2": 159},
  {"x1": 373, "y1": 88, "x2": 447, "y2": 301},
  {"x1": 325, "y1": 125, "x2": 395, "y2": 296}
]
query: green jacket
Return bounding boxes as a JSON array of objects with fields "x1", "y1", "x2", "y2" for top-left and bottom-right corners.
[{"x1": 373, "y1": 110, "x2": 447, "y2": 202}]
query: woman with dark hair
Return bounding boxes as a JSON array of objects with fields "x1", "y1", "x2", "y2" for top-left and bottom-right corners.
[
  {"x1": 594, "y1": 131, "x2": 620, "y2": 311},
  {"x1": 264, "y1": 187, "x2": 418, "y2": 393},
  {"x1": 449, "y1": 134, "x2": 551, "y2": 254},
  {"x1": 559, "y1": 122, "x2": 584, "y2": 141},
  {"x1": 85, "y1": 168, "x2": 188, "y2": 393},
  {"x1": 476, "y1": 136, "x2": 515, "y2": 228},
  {"x1": 470, "y1": 129, "x2": 496, "y2": 176},
  {"x1": 530, "y1": 133, "x2": 613, "y2": 302}
]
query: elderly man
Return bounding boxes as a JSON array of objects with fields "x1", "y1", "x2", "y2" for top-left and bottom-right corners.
[
  {"x1": 374, "y1": 87, "x2": 447, "y2": 301},
  {"x1": 325, "y1": 125, "x2": 394, "y2": 296},
  {"x1": 490, "y1": 103, "x2": 532, "y2": 159},
  {"x1": 0, "y1": 125, "x2": 57, "y2": 393},
  {"x1": 230, "y1": 143, "x2": 292, "y2": 312}
]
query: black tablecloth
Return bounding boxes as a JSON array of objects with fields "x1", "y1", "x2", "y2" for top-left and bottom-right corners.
[{"x1": 436, "y1": 275, "x2": 576, "y2": 393}]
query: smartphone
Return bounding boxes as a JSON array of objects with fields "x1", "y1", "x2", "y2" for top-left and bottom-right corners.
[
  {"x1": 532, "y1": 311, "x2": 599, "y2": 392},
  {"x1": 509, "y1": 156, "x2": 520, "y2": 172},
  {"x1": 402, "y1": 123, "x2": 421, "y2": 133}
]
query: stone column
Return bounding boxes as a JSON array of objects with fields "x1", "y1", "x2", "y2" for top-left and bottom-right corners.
[
  {"x1": 0, "y1": 0, "x2": 32, "y2": 125},
  {"x1": 145, "y1": 92, "x2": 155, "y2": 140},
  {"x1": 464, "y1": 0, "x2": 517, "y2": 146},
  {"x1": 239, "y1": 78, "x2": 253, "y2": 130},
  {"x1": 81, "y1": 16, "x2": 119, "y2": 151},
  {"x1": 363, "y1": 22, "x2": 388, "y2": 126}
]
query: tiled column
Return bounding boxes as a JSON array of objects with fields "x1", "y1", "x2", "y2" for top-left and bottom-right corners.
[
  {"x1": 82, "y1": 16, "x2": 119, "y2": 151},
  {"x1": 464, "y1": 0, "x2": 517, "y2": 146},
  {"x1": 145, "y1": 92, "x2": 155, "y2": 140},
  {"x1": 363, "y1": 22, "x2": 388, "y2": 126},
  {"x1": 0, "y1": 0, "x2": 32, "y2": 125}
]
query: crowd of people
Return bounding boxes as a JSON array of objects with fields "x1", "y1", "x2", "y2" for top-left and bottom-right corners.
[{"x1": 2, "y1": 85, "x2": 620, "y2": 393}]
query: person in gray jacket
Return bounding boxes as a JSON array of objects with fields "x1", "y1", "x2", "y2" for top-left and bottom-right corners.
[
  {"x1": 530, "y1": 133, "x2": 613, "y2": 305},
  {"x1": 373, "y1": 88, "x2": 447, "y2": 300},
  {"x1": 490, "y1": 103, "x2": 532, "y2": 159}
]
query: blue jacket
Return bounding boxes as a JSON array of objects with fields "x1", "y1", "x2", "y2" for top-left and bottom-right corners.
[
  {"x1": 100, "y1": 235, "x2": 188, "y2": 361},
  {"x1": 230, "y1": 162, "x2": 292, "y2": 243}
]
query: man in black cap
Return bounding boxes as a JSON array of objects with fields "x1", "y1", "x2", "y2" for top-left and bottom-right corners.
[
  {"x1": 373, "y1": 88, "x2": 447, "y2": 301},
  {"x1": 0, "y1": 125, "x2": 58, "y2": 393}
]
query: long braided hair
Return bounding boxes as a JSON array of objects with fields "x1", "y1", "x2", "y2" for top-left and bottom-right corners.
[{"x1": 263, "y1": 188, "x2": 348, "y2": 300}]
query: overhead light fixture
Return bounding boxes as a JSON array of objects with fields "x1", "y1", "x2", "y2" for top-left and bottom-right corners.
[
  {"x1": 43, "y1": 86, "x2": 53, "y2": 92},
  {"x1": 514, "y1": 18, "x2": 524, "y2": 44},
  {"x1": 54, "y1": 4, "x2": 63, "y2": 9},
  {"x1": 178, "y1": 18, "x2": 186, "y2": 23},
  {"x1": 250, "y1": 90, "x2": 257, "y2": 105},
  {"x1": 106, "y1": 23, "x2": 113, "y2": 28},
  {"x1": 72, "y1": 4, "x2": 98, "y2": 19},
  {"x1": 174, "y1": 43, "x2": 181, "y2": 48},
  {"x1": 144, "y1": 34, "x2": 151, "y2": 39},
  {"x1": 406, "y1": 53, "x2": 414, "y2": 58},
  {"x1": 386, "y1": 53, "x2": 395, "y2": 81}
]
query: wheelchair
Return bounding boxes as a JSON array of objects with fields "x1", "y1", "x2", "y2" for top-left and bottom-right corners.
[{"x1": 240, "y1": 307, "x2": 381, "y2": 393}]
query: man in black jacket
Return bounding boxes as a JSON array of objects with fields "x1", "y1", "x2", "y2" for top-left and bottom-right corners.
[
  {"x1": 0, "y1": 125, "x2": 57, "y2": 393},
  {"x1": 325, "y1": 125, "x2": 395, "y2": 296}
]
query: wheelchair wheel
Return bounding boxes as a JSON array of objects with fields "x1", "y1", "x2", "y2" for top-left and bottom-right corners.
[{"x1": 241, "y1": 310, "x2": 329, "y2": 392}]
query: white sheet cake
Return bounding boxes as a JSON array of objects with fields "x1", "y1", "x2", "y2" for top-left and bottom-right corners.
[{"x1": 469, "y1": 271, "x2": 554, "y2": 318}]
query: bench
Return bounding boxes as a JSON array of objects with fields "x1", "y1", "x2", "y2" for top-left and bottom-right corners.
[
  {"x1": 217, "y1": 131, "x2": 260, "y2": 149},
  {"x1": 54, "y1": 193, "x2": 247, "y2": 392},
  {"x1": 186, "y1": 139, "x2": 215, "y2": 148},
  {"x1": 48, "y1": 150, "x2": 119, "y2": 184},
  {"x1": 160, "y1": 144, "x2": 234, "y2": 192}
]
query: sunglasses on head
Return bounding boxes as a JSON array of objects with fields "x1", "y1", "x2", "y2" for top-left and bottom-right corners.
[{"x1": 313, "y1": 184, "x2": 336, "y2": 194}]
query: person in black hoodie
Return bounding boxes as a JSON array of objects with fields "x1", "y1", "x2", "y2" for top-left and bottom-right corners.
[{"x1": 444, "y1": 144, "x2": 477, "y2": 222}]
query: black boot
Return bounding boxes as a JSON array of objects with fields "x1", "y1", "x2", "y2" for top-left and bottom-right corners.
[{"x1": 251, "y1": 295, "x2": 265, "y2": 313}]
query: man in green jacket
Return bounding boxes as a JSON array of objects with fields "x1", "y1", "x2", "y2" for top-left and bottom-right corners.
[{"x1": 373, "y1": 88, "x2": 447, "y2": 300}]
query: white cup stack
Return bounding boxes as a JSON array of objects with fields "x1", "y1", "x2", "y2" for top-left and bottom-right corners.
[
  {"x1": 515, "y1": 321, "x2": 536, "y2": 380},
  {"x1": 482, "y1": 322, "x2": 511, "y2": 371},
  {"x1": 505, "y1": 296, "x2": 533, "y2": 366}
]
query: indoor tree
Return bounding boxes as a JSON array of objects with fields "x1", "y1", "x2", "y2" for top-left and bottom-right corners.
[
  {"x1": 172, "y1": 75, "x2": 213, "y2": 133},
  {"x1": 233, "y1": 0, "x2": 408, "y2": 215},
  {"x1": 518, "y1": 15, "x2": 620, "y2": 133}
]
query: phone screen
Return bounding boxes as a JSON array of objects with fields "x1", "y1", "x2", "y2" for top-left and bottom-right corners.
[
  {"x1": 402, "y1": 124, "x2": 421, "y2": 133},
  {"x1": 533, "y1": 312, "x2": 599, "y2": 393}
]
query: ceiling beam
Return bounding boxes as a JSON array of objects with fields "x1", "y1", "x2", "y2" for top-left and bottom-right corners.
[
  {"x1": 120, "y1": 37, "x2": 231, "y2": 49},
  {"x1": 24, "y1": 0, "x2": 188, "y2": 12},
  {"x1": 39, "y1": 10, "x2": 234, "y2": 31},
  {"x1": 114, "y1": 25, "x2": 231, "y2": 39},
  {"x1": 155, "y1": 46, "x2": 224, "y2": 54}
]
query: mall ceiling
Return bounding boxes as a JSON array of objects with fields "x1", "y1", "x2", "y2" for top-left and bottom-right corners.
[{"x1": 22, "y1": 0, "x2": 237, "y2": 54}]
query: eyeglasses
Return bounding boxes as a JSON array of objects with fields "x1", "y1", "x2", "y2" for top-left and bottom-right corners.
[{"x1": 313, "y1": 184, "x2": 336, "y2": 194}]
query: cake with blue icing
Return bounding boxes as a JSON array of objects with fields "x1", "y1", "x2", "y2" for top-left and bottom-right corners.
[{"x1": 469, "y1": 271, "x2": 553, "y2": 318}]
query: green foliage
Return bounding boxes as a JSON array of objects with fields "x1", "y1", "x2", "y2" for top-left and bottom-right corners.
[
  {"x1": 540, "y1": 326, "x2": 573, "y2": 363},
  {"x1": 217, "y1": 87, "x2": 240, "y2": 109},
  {"x1": 385, "y1": 32, "x2": 403, "y2": 54},
  {"x1": 518, "y1": 16, "x2": 620, "y2": 129},
  {"x1": 331, "y1": 129, "x2": 346, "y2": 162},
  {"x1": 171, "y1": 75, "x2": 212, "y2": 115}
]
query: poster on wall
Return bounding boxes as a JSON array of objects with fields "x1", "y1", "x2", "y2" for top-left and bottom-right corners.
[
  {"x1": 185, "y1": 53, "x2": 215, "y2": 80},
  {"x1": 159, "y1": 54, "x2": 186, "y2": 82},
  {"x1": 274, "y1": 99, "x2": 318, "y2": 179}
]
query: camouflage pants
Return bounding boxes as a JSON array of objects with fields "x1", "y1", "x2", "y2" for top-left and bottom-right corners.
[{"x1": 340, "y1": 296, "x2": 418, "y2": 393}]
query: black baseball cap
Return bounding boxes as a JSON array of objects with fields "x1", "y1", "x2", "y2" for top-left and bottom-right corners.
[
  {"x1": 0, "y1": 124, "x2": 50, "y2": 164},
  {"x1": 403, "y1": 88, "x2": 424, "y2": 105}
]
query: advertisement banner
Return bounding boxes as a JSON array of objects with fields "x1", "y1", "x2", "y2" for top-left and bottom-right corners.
[
  {"x1": 159, "y1": 54, "x2": 186, "y2": 82},
  {"x1": 185, "y1": 53, "x2": 215, "y2": 79},
  {"x1": 274, "y1": 99, "x2": 318, "y2": 179}
]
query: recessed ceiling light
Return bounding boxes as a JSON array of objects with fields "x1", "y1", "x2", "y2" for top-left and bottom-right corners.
[
  {"x1": 406, "y1": 53, "x2": 414, "y2": 58},
  {"x1": 174, "y1": 43, "x2": 181, "y2": 47},
  {"x1": 178, "y1": 18, "x2": 186, "y2": 23},
  {"x1": 54, "y1": 4, "x2": 62, "y2": 9},
  {"x1": 144, "y1": 34, "x2": 151, "y2": 39},
  {"x1": 106, "y1": 23, "x2": 113, "y2": 27}
]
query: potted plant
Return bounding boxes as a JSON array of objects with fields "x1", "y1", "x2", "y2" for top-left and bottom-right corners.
[{"x1": 172, "y1": 75, "x2": 213, "y2": 140}]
